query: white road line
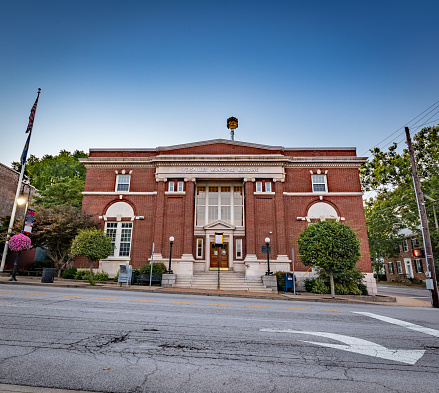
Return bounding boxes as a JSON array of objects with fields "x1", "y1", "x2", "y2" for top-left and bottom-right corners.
[
  {"x1": 353, "y1": 312, "x2": 439, "y2": 337},
  {"x1": 260, "y1": 329, "x2": 425, "y2": 365}
]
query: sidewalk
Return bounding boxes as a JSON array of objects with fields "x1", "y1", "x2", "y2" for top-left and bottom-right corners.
[{"x1": 0, "y1": 274, "x2": 432, "y2": 308}]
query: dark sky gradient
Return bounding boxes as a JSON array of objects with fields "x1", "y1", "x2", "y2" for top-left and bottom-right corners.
[{"x1": 1, "y1": 0, "x2": 438, "y2": 168}]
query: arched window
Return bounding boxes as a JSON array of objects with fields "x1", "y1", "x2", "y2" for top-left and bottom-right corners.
[
  {"x1": 104, "y1": 202, "x2": 134, "y2": 258},
  {"x1": 307, "y1": 202, "x2": 339, "y2": 223}
]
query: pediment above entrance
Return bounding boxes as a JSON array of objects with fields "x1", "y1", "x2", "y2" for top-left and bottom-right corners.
[{"x1": 203, "y1": 220, "x2": 236, "y2": 230}]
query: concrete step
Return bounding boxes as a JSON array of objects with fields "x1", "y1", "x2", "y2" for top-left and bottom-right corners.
[{"x1": 174, "y1": 272, "x2": 275, "y2": 293}]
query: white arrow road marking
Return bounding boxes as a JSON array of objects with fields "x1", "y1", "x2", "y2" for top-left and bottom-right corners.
[
  {"x1": 353, "y1": 312, "x2": 439, "y2": 338},
  {"x1": 260, "y1": 329, "x2": 425, "y2": 365}
]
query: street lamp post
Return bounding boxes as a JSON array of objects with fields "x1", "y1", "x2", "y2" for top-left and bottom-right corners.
[
  {"x1": 167, "y1": 236, "x2": 174, "y2": 274},
  {"x1": 265, "y1": 237, "x2": 273, "y2": 276}
]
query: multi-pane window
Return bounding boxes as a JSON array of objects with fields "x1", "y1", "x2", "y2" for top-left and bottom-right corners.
[
  {"x1": 402, "y1": 240, "x2": 408, "y2": 252},
  {"x1": 396, "y1": 261, "x2": 402, "y2": 274},
  {"x1": 208, "y1": 187, "x2": 219, "y2": 221},
  {"x1": 265, "y1": 182, "x2": 272, "y2": 192},
  {"x1": 196, "y1": 238, "x2": 203, "y2": 259},
  {"x1": 106, "y1": 223, "x2": 117, "y2": 256},
  {"x1": 415, "y1": 259, "x2": 424, "y2": 273},
  {"x1": 255, "y1": 181, "x2": 273, "y2": 193},
  {"x1": 196, "y1": 187, "x2": 206, "y2": 225},
  {"x1": 105, "y1": 221, "x2": 133, "y2": 258},
  {"x1": 220, "y1": 187, "x2": 231, "y2": 222},
  {"x1": 411, "y1": 238, "x2": 419, "y2": 250},
  {"x1": 388, "y1": 262, "x2": 394, "y2": 274},
  {"x1": 312, "y1": 175, "x2": 327, "y2": 192},
  {"x1": 234, "y1": 187, "x2": 243, "y2": 226},
  {"x1": 168, "y1": 180, "x2": 184, "y2": 192},
  {"x1": 236, "y1": 238, "x2": 243, "y2": 259},
  {"x1": 116, "y1": 175, "x2": 130, "y2": 192},
  {"x1": 195, "y1": 185, "x2": 244, "y2": 226}
]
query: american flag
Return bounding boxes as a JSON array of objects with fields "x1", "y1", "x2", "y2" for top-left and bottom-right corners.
[
  {"x1": 26, "y1": 88, "x2": 41, "y2": 133},
  {"x1": 21, "y1": 89, "x2": 41, "y2": 165}
]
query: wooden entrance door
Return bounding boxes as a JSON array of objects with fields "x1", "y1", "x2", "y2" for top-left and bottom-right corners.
[{"x1": 210, "y1": 243, "x2": 228, "y2": 269}]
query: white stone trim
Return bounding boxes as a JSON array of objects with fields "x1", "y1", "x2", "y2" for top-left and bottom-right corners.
[
  {"x1": 283, "y1": 192, "x2": 363, "y2": 196},
  {"x1": 82, "y1": 191, "x2": 157, "y2": 195}
]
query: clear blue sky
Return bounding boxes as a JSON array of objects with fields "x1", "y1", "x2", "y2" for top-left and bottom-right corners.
[{"x1": 1, "y1": 0, "x2": 438, "y2": 168}]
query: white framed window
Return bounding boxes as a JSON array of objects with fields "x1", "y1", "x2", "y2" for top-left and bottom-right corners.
[
  {"x1": 236, "y1": 238, "x2": 243, "y2": 259},
  {"x1": 256, "y1": 181, "x2": 263, "y2": 192},
  {"x1": 265, "y1": 182, "x2": 272, "y2": 192},
  {"x1": 177, "y1": 181, "x2": 184, "y2": 192},
  {"x1": 116, "y1": 175, "x2": 130, "y2": 192},
  {"x1": 396, "y1": 261, "x2": 402, "y2": 274},
  {"x1": 415, "y1": 259, "x2": 423, "y2": 273},
  {"x1": 196, "y1": 238, "x2": 203, "y2": 259},
  {"x1": 105, "y1": 221, "x2": 133, "y2": 257},
  {"x1": 402, "y1": 240, "x2": 408, "y2": 252},
  {"x1": 195, "y1": 184, "x2": 244, "y2": 226},
  {"x1": 411, "y1": 238, "x2": 419, "y2": 250},
  {"x1": 312, "y1": 175, "x2": 327, "y2": 192},
  {"x1": 168, "y1": 181, "x2": 175, "y2": 192},
  {"x1": 387, "y1": 262, "x2": 394, "y2": 274}
]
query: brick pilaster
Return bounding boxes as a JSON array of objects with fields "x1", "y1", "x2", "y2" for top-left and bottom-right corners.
[
  {"x1": 183, "y1": 180, "x2": 195, "y2": 255},
  {"x1": 244, "y1": 180, "x2": 256, "y2": 256},
  {"x1": 153, "y1": 181, "x2": 166, "y2": 255}
]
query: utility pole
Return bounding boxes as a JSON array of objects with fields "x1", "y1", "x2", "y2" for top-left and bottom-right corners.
[{"x1": 405, "y1": 127, "x2": 439, "y2": 308}]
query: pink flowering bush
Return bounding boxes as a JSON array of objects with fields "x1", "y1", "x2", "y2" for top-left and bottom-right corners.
[{"x1": 9, "y1": 234, "x2": 32, "y2": 251}]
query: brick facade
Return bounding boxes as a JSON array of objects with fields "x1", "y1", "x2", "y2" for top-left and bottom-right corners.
[
  {"x1": 384, "y1": 235, "x2": 428, "y2": 282},
  {"x1": 78, "y1": 139, "x2": 374, "y2": 291}
]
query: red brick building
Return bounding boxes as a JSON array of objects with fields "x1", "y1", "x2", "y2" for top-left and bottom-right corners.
[
  {"x1": 79, "y1": 139, "x2": 375, "y2": 293},
  {"x1": 384, "y1": 228, "x2": 428, "y2": 282}
]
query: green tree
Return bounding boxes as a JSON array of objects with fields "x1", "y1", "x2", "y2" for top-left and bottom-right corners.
[
  {"x1": 361, "y1": 126, "x2": 439, "y2": 261},
  {"x1": 29, "y1": 206, "x2": 97, "y2": 276},
  {"x1": 33, "y1": 177, "x2": 84, "y2": 209},
  {"x1": 12, "y1": 150, "x2": 88, "y2": 191},
  {"x1": 70, "y1": 229, "x2": 113, "y2": 285},
  {"x1": 298, "y1": 221, "x2": 361, "y2": 298}
]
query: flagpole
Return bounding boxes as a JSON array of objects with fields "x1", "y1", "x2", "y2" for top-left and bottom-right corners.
[
  {"x1": 0, "y1": 89, "x2": 41, "y2": 272},
  {"x1": 0, "y1": 164, "x2": 26, "y2": 272}
]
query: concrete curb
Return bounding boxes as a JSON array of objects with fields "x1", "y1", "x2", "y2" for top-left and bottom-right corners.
[{"x1": 0, "y1": 276, "x2": 432, "y2": 307}]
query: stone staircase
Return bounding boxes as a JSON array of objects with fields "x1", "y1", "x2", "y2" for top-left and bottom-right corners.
[{"x1": 174, "y1": 271, "x2": 275, "y2": 293}]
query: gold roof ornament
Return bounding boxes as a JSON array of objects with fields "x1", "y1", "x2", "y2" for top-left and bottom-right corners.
[
  {"x1": 227, "y1": 117, "x2": 238, "y2": 130},
  {"x1": 227, "y1": 117, "x2": 238, "y2": 141}
]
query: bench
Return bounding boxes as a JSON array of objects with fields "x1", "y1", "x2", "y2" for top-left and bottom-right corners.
[{"x1": 137, "y1": 273, "x2": 162, "y2": 286}]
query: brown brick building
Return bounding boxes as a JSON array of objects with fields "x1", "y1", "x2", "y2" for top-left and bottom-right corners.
[
  {"x1": 384, "y1": 228, "x2": 428, "y2": 282},
  {"x1": 79, "y1": 139, "x2": 376, "y2": 293}
]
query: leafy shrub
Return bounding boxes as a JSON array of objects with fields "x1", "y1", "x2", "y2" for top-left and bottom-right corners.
[
  {"x1": 94, "y1": 270, "x2": 109, "y2": 281},
  {"x1": 74, "y1": 270, "x2": 87, "y2": 280},
  {"x1": 62, "y1": 267, "x2": 77, "y2": 279},
  {"x1": 74, "y1": 269, "x2": 109, "y2": 281},
  {"x1": 304, "y1": 278, "x2": 316, "y2": 292},
  {"x1": 140, "y1": 262, "x2": 166, "y2": 275},
  {"x1": 311, "y1": 279, "x2": 331, "y2": 294}
]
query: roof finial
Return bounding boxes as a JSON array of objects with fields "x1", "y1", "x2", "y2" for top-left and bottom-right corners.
[{"x1": 227, "y1": 117, "x2": 238, "y2": 141}]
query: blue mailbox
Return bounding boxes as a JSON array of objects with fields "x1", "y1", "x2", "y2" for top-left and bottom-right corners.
[{"x1": 285, "y1": 273, "x2": 295, "y2": 293}]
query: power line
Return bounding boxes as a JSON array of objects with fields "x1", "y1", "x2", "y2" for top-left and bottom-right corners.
[{"x1": 360, "y1": 100, "x2": 439, "y2": 157}]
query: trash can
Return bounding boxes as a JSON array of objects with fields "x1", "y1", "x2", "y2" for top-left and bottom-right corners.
[{"x1": 41, "y1": 268, "x2": 56, "y2": 283}]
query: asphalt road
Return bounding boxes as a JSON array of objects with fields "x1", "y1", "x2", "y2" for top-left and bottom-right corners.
[
  {"x1": 0, "y1": 285, "x2": 438, "y2": 393},
  {"x1": 377, "y1": 283, "x2": 433, "y2": 300}
]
